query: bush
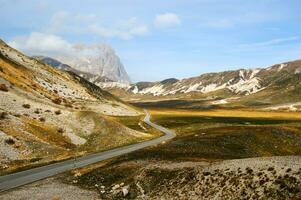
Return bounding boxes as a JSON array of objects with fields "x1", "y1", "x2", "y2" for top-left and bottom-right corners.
[
  {"x1": 57, "y1": 128, "x2": 64, "y2": 133},
  {"x1": 39, "y1": 117, "x2": 46, "y2": 122},
  {"x1": 64, "y1": 103, "x2": 73, "y2": 108},
  {"x1": 52, "y1": 98, "x2": 62, "y2": 104},
  {"x1": 22, "y1": 104, "x2": 31, "y2": 109},
  {"x1": 13, "y1": 113, "x2": 21, "y2": 118},
  {"x1": 0, "y1": 112, "x2": 8, "y2": 119},
  {"x1": 0, "y1": 84, "x2": 8, "y2": 92},
  {"x1": 246, "y1": 167, "x2": 253, "y2": 174},
  {"x1": 5, "y1": 138, "x2": 15, "y2": 145},
  {"x1": 54, "y1": 110, "x2": 61, "y2": 115}
]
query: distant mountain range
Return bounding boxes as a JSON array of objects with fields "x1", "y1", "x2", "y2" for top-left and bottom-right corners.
[
  {"x1": 105, "y1": 60, "x2": 301, "y2": 111},
  {"x1": 33, "y1": 42, "x2": 301, "y2": 111}
]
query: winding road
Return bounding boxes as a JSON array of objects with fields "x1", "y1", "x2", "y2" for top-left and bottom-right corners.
[{"x1": 0, "y1": 110, "x2": 175, "y2": 192}]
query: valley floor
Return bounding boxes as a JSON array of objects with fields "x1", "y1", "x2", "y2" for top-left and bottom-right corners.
[{"x1": 1, "y1": 108, "x2": 301, "y2": 199}]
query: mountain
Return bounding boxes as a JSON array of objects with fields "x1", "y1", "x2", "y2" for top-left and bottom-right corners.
[
  {"x1": 0, "y1": 39, "x2": 150, "y2": 174},
  {"x1": 104, "y1": 60, "x2": 301, "y2": 110},
  {"x1": 33, "y1": 56, "x2": 114, "y2": 82},
  {"x1": 34, "y1": 56, "x2": 131, "y2": 91},
  {"x1": 55, "y1": 44, "x2": 131, "y2": 84}
]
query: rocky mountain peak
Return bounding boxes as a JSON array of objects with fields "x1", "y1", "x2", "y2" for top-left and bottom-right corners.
[{"x1": 56, "y1": 44, "x2": 131, "y2": 85}]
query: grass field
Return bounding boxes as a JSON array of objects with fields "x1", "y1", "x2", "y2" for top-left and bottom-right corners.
[
  {"x1": 150, "y1": 108, "x2": 301, "y2": 120},
  {"x1": 64, "y1": 108, "x2": 301, "y2": 199},
  {"x1": 96, "y1": 108, "x2": 301, "y2": 163}
]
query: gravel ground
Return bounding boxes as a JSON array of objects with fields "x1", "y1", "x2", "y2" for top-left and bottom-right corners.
[
  {"x1": 0, "y1": 177, "x2": 99, "y2": 200},
  {"x1": 2, "y1": 156, "x2": 301, "y2": 200},
  {"x1": 145, "y1": 156, "x2": 301, "y2": 200}
]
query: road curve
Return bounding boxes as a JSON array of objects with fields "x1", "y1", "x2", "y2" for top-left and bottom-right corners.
[{"x1": 0, "y1": 110, "x2": 175, "y2": 192}]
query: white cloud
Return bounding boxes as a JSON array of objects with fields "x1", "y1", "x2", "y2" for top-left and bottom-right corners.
[
  {"x1": 8, "y1": 32, "x2": 125, "y2": 57},
  {"x1": 46, "y1": 12, "x2": 149, "y2": 40},
  {"x1": 240, "y1": 36, "x2": 300, "y2": 48},
  {"x1": 8, "y1": 32, "x2": 75, "y2": 56},
  {"x1": 154, "y1": 13, "x2": 181, "y2": 28},
  {"x1": 88, "y1": 17, "x2": 149, "y2": 40}
]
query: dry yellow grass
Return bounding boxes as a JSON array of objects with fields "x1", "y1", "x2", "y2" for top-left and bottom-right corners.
[
  {"x1": 150, "y1": 108, "x2": 301, "y2": 120},
  {"x1": 71, "y1": 159, "x2": 113, "y2": 175}
]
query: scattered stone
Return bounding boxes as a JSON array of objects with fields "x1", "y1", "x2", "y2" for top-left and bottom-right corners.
[
  {"x1": 122, "y1": 186, "x2": 129, "y2": 196},
  {"x1": 0, "y1": 83, "x2": 8, "y2": 92}
]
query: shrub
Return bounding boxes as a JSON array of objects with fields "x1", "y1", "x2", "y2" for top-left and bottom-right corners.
[
  {"x1": 0, "y1": 84, "x2": 8, "y2": 92},
  {"x1": 39, "y1": 117, "x2": 46, "y2": 122},
  {"x1": 22, "y1": 104, "x2": 31, "y2": 109},
  {"x1": 0, "y1": 112, "x2": 8, "y2": 119},
  {"x1": 52, "y1": 98, "x2": 62, "y2": 104},
  {"x1": 64, "y1": 103, "x2": 73, "y2": 108},
  {"x1": 203, "y1": 171, "x2": 211, "y2": 176},
  {"x1": 13, "y1": 113, "x2": 21, "y2": 118},
  {"x1": 34, "y1": 109, "x2": 40, "y2": 114},
  {"x1": 246, "y1": 167, "x2": 253, "y2": 174},
  {"x1": 54, "y1": 110, "x2": 61, "y2": 115},
  {"x1": 57, "y1": 128, "x2": 64, "y2": 133},
  {"x1": 5, "y1": 138, "x2": 15, "y2": 145}
]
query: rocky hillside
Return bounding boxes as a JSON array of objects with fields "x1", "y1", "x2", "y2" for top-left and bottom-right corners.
[
  {"x1": 126, "y1": 61, "x2": 301, "y2": 97},
  {"x1": 102, "y1": 60, "x2": 301, "y2": 110},
  {"x1": 0, "y1": 39, "x2": 151, "y2": 174}
]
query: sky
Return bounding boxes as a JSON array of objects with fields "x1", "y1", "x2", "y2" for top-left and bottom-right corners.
[{"x1": 1, "y1": 0, "x2": 301, "y2": 82}]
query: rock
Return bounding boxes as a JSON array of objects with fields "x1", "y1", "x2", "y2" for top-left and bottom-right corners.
[
  {"x1": 112, "y1": 184, "x2": 120, "y2": 190},
  {"x1": 74, "y1": 171, "x2": 82, "y2": 177},
  {"x1": 122, "y1": 186, "x2": 129, "y2": 196},
  {"x1": 0, "y1": 84, "x2": 8, "y2": 92}
]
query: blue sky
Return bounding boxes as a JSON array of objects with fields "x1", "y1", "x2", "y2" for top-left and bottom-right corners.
[{"x1": 1, "y1": 0, "x2": 301, "y2": 82}]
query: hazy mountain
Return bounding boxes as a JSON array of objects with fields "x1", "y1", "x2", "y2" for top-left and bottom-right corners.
[
  {"x1": 33, "y1": 56, "x2": 114, "y2": 84},
  {"x1": 33, "y1": 56, "x2": 132, "y2": 93},
  {"x1": 55, "y1": 44, "x2": 131, "y2": 84}
]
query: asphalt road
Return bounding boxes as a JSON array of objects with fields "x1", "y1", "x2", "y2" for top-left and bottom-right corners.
[{"x1": 0, "y1": 110, "x2": 176, "y2": 192}]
